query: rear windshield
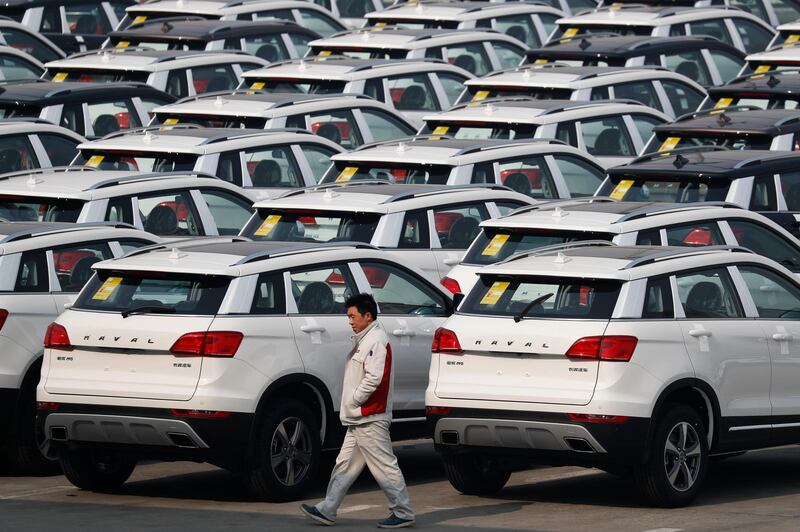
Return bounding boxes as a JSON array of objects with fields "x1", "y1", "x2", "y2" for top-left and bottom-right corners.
[
  {"x1": 462, "y1": 274, "x2": 622, "y2": 319},
  {"x1": 597, "y1": 176, "x2": 732, "y2": 203},
  {"x1": 457, "y1": 86, "x2": 573, "y2": 105},
  {"x1": 319, "y1": 162, "x2": 452, "y2": 184},
  {"x1": 308, "y1": 47, "x2": 409, "y2": 60},
  {"x1": 246, "y1": 78, "x2": 347, "y2": 94},
  {"x1": 462, "y1": 228, "x2": 614, "y2": 266},
  {"x1": 556, "y1": 25, "x2": 652, "y2": 37},
  {"x1": 0, "y1": 195, "x2": 85, "y2": 222},
  {"x1": 84, "y1": 152, "x2": 198, "y2": 172},
  {"x1": 47, "y1": 69, "x2": 150, "y2": 83},
  {"x1": 366, "y1": 19, "x2": 458, "y2": 30},
  {"x1": 74, "y1": 271, "x2": 231, "y2": 315},
  {"x1": 154, "y1": 114, "x2": 267, "y2": 129},
  {"x1": 108, "y1": 39, "x2": 204, "y2": 51},
  {"x1": 0, "y1": 104, "x2": 41, "y2": 119},
  {"x1": 420, "y1": 121, "x2": 538, "y2": 140},
  {"x1": 242, "y1": 209, "x2": 381, "y2": 243},
  {"x1": 644, "y1": 133, "x2": 773, "y2": 153}
]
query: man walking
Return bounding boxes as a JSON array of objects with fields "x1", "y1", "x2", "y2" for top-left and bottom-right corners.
[{"x1": 301, "y1": 293, "x2": 415, "y2": 528}]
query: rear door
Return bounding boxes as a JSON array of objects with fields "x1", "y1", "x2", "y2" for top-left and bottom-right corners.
[{"x1": 431, "y1": 202, "x2": 491, "y2": 279}]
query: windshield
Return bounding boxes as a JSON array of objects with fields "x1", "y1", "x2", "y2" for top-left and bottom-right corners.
[
  {"x1": 247, "y1": 78, "x2": 348, "y2": 94},
  {"x1": 242, "y1": 209, "x2": 381, "y2": 243},
  {"x1": 420, "y1": 121, "x2": 537, "y2": 140},
  {"x1": 644, "y1": 133, "x2": 773, "y2": 153},
  {"x1": 320, "y1": 162, "x2": 452, "y2": 184},
  {"x1": 0, "y1": 195, "x2": 85, "y2": 222},
  {"x1": 46, "y1": 69, "x2": 150, "y2": 83},
  {"x1": 462, "y1": 228, "x2": 614, "y2": 267},
  {"x1": 74, "y1": 271, "x2": 231, "y2": 315},
  {"x1": 598, "y1": 176, "x2": 732, "y2": 203},
  {"x1": 154, "y1": 114, "x2": 267, "y2": 129},
  {"x1": 457, "y1": 86, "x2": 573, "y2": 105},
  {"x1": 84, "y1": 152, "x2": 198, "y2": 172},
  {"x1": 462, "y1": 274, "x2": 622, "y2": 319}
]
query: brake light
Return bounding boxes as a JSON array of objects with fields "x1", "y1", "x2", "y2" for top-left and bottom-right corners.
[
  {"x1": 170, "y1": 409, "x2": 231, "y2": 419},
  {"x1": 426, "y1": 406, "x2": 452, "y2": 415},
  {"x1": 44, "y1": 323, "x2": 72, "y2": 351},
  {"x1": 432, "y1": 327, "x2": 462, "y2": 354},
  {"x1": 568, "y1": 413, "x2": 629, "y2": 424},
  {"x1": 565, "y1": 335, "x2": 637, "y2": 361},
  {"x1": 683, "y1": 228, "x2": 715, "y2": 246},
  {"x1": 37, "y1": 402, "x2": 60, "y2": 411},
  {"x1": 170, "y1": 331, "x2": 243, "y2": 357},
  {"x1": 0, "y1": 309, "x2": 7, "y2": 332},
  {"x1": 440, "y1": 276, "x2": 461, "y2": 294}
]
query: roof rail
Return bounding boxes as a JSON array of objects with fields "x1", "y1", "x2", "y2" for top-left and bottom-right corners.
[
  {"x1": 542, "y1": 31, "x2": 622, "y2": 47},
  {"x1": 613, "y1": 201, "x2": 743, "y2": 223},
  {"x1": 623, "y1": 245, "x2": 753, "y2": 270},
  {"x1": 95, "y1": 123, "x2": 203, "y2": 141},
  {"x1": 0, "y1": 165, "x2": 100, "y2": 180},
  {"x1": 495, "y1": 240, "x2": 616, "y2": 265},
  {"x1": 351, "y1": 134, "x2": 452, "y2": 152},
  {"x1": 0, "y1": 222, "x2": 139, "y2": 244},
  {"x1": 273, "y1": 179, "x2": 394, "y2": 199},
  {"x1": 537, "y1": 98, "x2": 646, "y2": 116},
  {"x1": 499, "y1": 196, "x2": 617, "y2": 218},
  {"x1": 446, "y1": 95, "x2": 541, "y2": 112},
  {"x1": 39, "y1": 81, "x2": 156, "y2": 99},
  {"x1": 197, "y1": 128, "x2": 316, "y2": 145},
  {"x1": 672, "y1": 104, "x2": 762, "y2": 123},
  {"x1": 764, "y1": 39, "x2": 800, "y2": 53},
  {"x1": 60, "y1": 47, "x2": 156, "y2": 60},
  {"x1": 153, "y1": 49, "x2": 257, "y2": 64},
  {"x1": 381, "y1": 183, "x2": 512, "y2": 204},
  {"x1": 453, "y1": 138, "x2": 569, "y2": 157},
  {"x1": 733, "y1": 151, "x2": 800, "y2": 169},
  {"x1": 121, "y1": 15, "x2": 208, "y2": 30},
  {"x1": 174, "y1": 88, "x2": 266, "y2": 104},
  {"x1": 0, "y1": 117, "x2": 56, "y2": 126},
  {"x1": 626, "y1": 145, "x2": 730, "y2": 166},
  {"x1": 235, "y1": 242, "x2": 379, "y2": 265},
  {"x1": 119, "y1": 236, "x2": 252, "y2": 259},
  {"x1": 87, "y1": 171, "x2": 219, "y2": 190}
]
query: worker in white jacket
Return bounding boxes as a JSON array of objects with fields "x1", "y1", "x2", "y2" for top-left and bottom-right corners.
[{"x1": 301, "y1": 293, "x2": 415, "y2": 529}]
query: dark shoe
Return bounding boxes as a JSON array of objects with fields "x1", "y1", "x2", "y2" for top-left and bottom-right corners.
[
  {"x1": 300, "y1": 504, "x2": 335, "y2": 526},
  {"x1": 377, "y1": 514, "x2": 415, "y2": 528}
]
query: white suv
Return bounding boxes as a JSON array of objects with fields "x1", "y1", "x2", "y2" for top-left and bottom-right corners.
[
  {"x1": 0, "y1": 222, "x2": 159, "y2": 473},
  {"x1": 0, "y1": 119, "x2": 85, "y2": 174},
  {"x1": 427, "y1": 243, "x2": 800, "y2": 506},
  {"x1": 444, "y1": 199, "x2": 800, "y2": 295},
  {"x1": 239, "y1": 182, "x2": 534, "y2": 283},
  {"x1": 37, "y1": 239, "x2": 454, "y2": 500}
]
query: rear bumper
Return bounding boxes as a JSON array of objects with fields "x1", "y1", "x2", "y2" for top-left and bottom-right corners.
[
  {"x1": 37, "y1": 404, "x2": 253, "y2": 469},
  {"x1": 428, "y1": 408, "x2": 650, "y2": 468}
]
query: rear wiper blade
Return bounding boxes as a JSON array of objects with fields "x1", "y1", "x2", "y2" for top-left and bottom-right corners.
[
  {"x1": 121, "y1": 305, "x2": 176, "y2": 318},
  {"x1": 513, "y1": 293, "x2": 553, "y2": 323}
]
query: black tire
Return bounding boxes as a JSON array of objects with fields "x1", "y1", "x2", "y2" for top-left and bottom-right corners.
[
  {"x1": 59, "y1": 449, "x2": 135, "y2": 492},
  {"x1": 634, "y1": 404, "x2": 708, "y2": 508},
  {"x1": 7, "y1": 364, "x2": 60, "y2": 475},
  {"x1": 245, "y1": 399, "x2": 320, "y2": 502},
  {"x1": 442, "y1": 453, "x2": 510, "y2": 495}
]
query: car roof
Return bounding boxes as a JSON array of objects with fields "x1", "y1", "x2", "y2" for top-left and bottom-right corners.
[
  {"x1": 309, "y1": 28, "x2": 521, "y2": 50},
  {"x1": 0, "y1": 118, "x2": 86, "y2": 140},
  {"x1": 746, "y1": 45, "x2": 800, "y2": 64},
  {"x1": 365, "y1": 1, "x2": 564, "y2": 21},
  {"x1": 708, "y1": 70, "x2": 800, "y2": 97},
  {"x1": 558, "y1": 6, "x2": 752, "y2": 27},
  {"x1": 0, "y1": 222, "x2": 159, "y2": 255},
  {"x1": 127, "y1": 0, "x2": 328, "y2": 16},
  {"x1": 463, "y1": 65, "x2": 692, "y2": 90},
  {"x1": 607, "y1": 148, "x2": 800, "y2": 179},
  {"x1": 242, "y1": 56, "x2": 472, "y2": 82},
  {"x1": 528, "y1": 34, "x2": 744, "y2": 60},
  {"x1": 252, "y1": 183, "x2": 531, "y2": 213},
  {"x1": 44, "y1": 49, "x2": 264, "y2": 72},
  {"x1": 111, "y1": 18, "x2": 317, "y2": 41},
  {"x1": 0, "y1": 80, "x2": 172, "y2": 105},
  {"x1": 654, "y1": 107, "x2": 800, "y2": 136}
]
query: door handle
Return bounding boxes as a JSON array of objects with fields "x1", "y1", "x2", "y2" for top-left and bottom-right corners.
[
  {"x1": 392, "y1": 329, "x2": 416, "y2": 337},
  {"x1": 442, "y1": 258, "x2": 460, "y2": 266},
  {"x1": 773, "y1": 333, "x2": 793, "y2": 341},
  {"x1": 689, "y1": 329, "x2": 712, "y2": 338},
  {"x1": 300, "y1": 325, "x2": 326, "y2": 334}
]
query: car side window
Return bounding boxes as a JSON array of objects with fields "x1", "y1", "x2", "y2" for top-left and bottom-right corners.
[
  {"x1": 0, "y1": 134, "x2": 37, "y2": 173},
  {"x1": 65, "y1": 3, "x2": 111, "y2": 35},
  {"x1": 642, "y1": 276, "x2": 674, "y2": 319},
  {"x1": 60, "y1": 103, "x2": 85, "y2": 134},
  {"x1": 399, "y1": 209, "x2": 429, "y2": 249},
  {"x1": 216, "y1": 151, "x2": 242, "y2": 186},
  {"x1": 38, "y1": 134, "x2": 80, "y2": 166},
  {"x1": 555, "y1": 121, "x2": 578, "y2": 147},
  {"x1": 166, "y1": 69, "x2": 188, "y2": 98},
  {"x1": 52, "y1": 241, "x2": 113, "y2": 292},
  {"x1": 494, "y1": 14, "x2": 540, "y2": 48},
  {"x1": 40, "y1": 6, "x2": 62, "y2": 32},
  {"x1": 191, "y1": 64, "x2": 236, "y2": 94},
  {"x1": 15, "y1": 250, "x2": 48, "y2": 292},
  {"x1": 636, "y1": 228, "x2": 662, "y2": 245},
  {"x1": 290, "y1": 264, "x2": 356, "y2": 314},
  {"x1": 669, "y1": 24, "x2": 687, "y2": 37},
  {"x1": 200, "y1": 189, "x2": 254, "y2": 235},
  {"x1": 665, "y1": 51, "x2": 712, "y2": 87},
  {"x1": 289, "y1": 32, "x2": 314, "y2": 57},
  {"x1": 580, "y1": 116, "x2": 636, "y2": 156},
  {"x1": 676, "y1": 267, "x2": 744, "y2": 318},
  {"x1": 491, "y1": 41, "x2": 525, "y2": 70},
  {"x1": 387, "y1": 74, "x2": 438, "y2": 111},
  {"x1": 734, "y1": 19, "x2": 773, "y2": 53},
  {"x1": 665, "y1": 222, "x2": 724, "y2": 247},
  {"x1": 687, "y1": 19, "x2": 733, "y2": 46},
  {"x1": 433, "y1": 203, "x2": 489, "y2": 249},
  {"x1": 782, "y1": 171, "x2": 800, "y2": 210},
  {"x1": 117, "y1": 239, "x2": 155, "y2": 254},
  {"x1": 614, "y1": 81, "x2": 662, "y2": 111},
  {"x1": 297, "y1": 9, "x2": 342, "y2": 37},
  {"x1": 245, "y1": 145, "x2": 304, "y2": 188},
  {"x1": 106, "y1": 197, "x2": 133, "y2": 224},
  {"x1": 359, "y1": 261, "x2": 447, "y2": 316},
  {"x1": 305, "y1": 110, "x2": 363, "y2": 149},
  {"x1": 233, "y1": 35, "x2": 289, "y2": 63},
  {"x1": 728, "y1": 219, "x2": 800, "y2": 272},
  {"x1": 591, "y1": 87, "x2": 609, "y2": 100},
  {"x1": 363, "y1": 78, "x2": 385, "y2": 102},
  {"x1": 446, "y1": 42, "x2": 491, "y2": 76},
  {"x1": 552, "y1": 155, "x2": 604, "y2": 197},
  {"x1": 494, "y1": 156, "x2": 558, "y2": 199},
  {"x1": 729, "y1": 0, "x2": 769, "y2": 21},
  {"x1": 739, "y1": 265, "x2": 800, "y2": 319},
  {"x1": 709, "y1": 50, "x2": 745, "y2": 84},
  {"x1": 750, "y1": 174, "x2": 777, "y2": 211},
  {"x1": 494, "y1": 200, "x2": 526, "y2": 216},
  {"x1": 769, "y1": 0, "x2": 800, "y2": 24},
  {"x1": 87, "y1": 100, "x2": 140, "y2": 137},
  {"x1": 360, "y1": 108, "x2": 415, "y2": 144},
  {"x1": 0, "y1": 28, "x2": 60, "y2": 63},
  {"x1": 299, "y1": 143, "x2": 338, "y2": 182},
  {"x1": 436, "y1": 72, "x2": 468, "y2": 106},
  {"x1": 660, "y1": 80, "x2": 705, "y2": 117},
  {"x1": 137, "y1": 190, "x2": 203, "y2": 236},
  {"x1": 631, "y1": 114, "x2": 664, "y2": 146},
  {"x1": 250, "y1": 272, "x2": 286, "y2": 315}
]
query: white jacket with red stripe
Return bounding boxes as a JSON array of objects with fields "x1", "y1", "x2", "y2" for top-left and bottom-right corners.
[{"x1": 339, "y1": 321, "x2": 393, "y2": 426}]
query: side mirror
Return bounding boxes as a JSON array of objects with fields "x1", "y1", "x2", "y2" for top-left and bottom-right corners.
[{"x1": 452, "y1": 292, "x2": 465, "y2": 312}]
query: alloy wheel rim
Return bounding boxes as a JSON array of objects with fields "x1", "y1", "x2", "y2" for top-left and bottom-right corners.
[
  {"x1": 270, "y1": 416, "x2": 312, "y2": 487},
  {"x1": 663, "y1": 421, "x2": 702, "y2": 492}
]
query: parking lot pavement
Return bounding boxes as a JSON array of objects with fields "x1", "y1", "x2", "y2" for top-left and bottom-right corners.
[{"x1": 2, "y1": 441, "x2": 800, "y2": 531}]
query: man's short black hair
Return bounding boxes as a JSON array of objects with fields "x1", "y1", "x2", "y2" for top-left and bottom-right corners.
[{"x1": 345, "y1": 293, "x2": 378, "y2": 320}]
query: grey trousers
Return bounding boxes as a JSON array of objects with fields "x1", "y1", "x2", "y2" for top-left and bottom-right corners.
[{"x1": 316, "y1": 420, "x2": 414, "y2": 521}]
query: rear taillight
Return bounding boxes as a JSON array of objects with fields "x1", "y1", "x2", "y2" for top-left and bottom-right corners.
[
  {"x1": 44, "y1": 323, "x2": 72, "y2": 351},
  {"x1": 170, "y1": 331, "x2": 243, "y2": 357},
  {"x1": 37, "y1": 402, "x2": 59, "y2": 411},
  {"x1": 0, "y1": 308, "x2": 8, "y2": 332},
  {"x1": 568, "y1": 413, "x2": 629, "y2": 424},
  {"x1": 440, "y1": 276, "x2": 461, "y2": 294},
  {"x1": 426, "y1": 406, "x2": 452, "y2": 415},
  {"x1": 565, "y1": 335, "x2": 637, "y2": 362},
  {"x1": 432, "y1": 327, "x2": 462, "y2": 354},
  {"x1": 170, "y1": 409, "x2": 231, "y2": 419}
]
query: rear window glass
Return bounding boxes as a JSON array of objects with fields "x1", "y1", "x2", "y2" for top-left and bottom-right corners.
[
  {"x1": 248, "y1": 79, "x2": 347, "y2": 94},
  {"x1": 308, "y1": 47, "x2": 409, "y2": 60},
  {"x1": 420, "y1": 121, "x2": 537, "y2": 140},
  {"x1": 645, "y1": 133, "x2": 772, "y2": 153},
  {"x1": 457, "y1": 86, "x2": 572, "y2": 105},
  {"x1": 319, "y1": 162, "x2": 452, "y2": 185},
  {"x1": 47, "y1": 69, "x2": 150, "y2": 83},
  {"x1": 597, "y1": 177, "x2": 732, "y2": 203},
  {"x1": 0, "y1": 195, "x2": 85, "y2": 222},
  {"x1": 242, "y1": 209, "x2": 381, "y2": 243},
  {"x1": 462, "y1": 275, "x2": 622, "y2": 319},
  {"x1": 462, "y1": 229, "x2": 614, "y2": 266},
  {"x1": 86, "y1": 152, "x2": 197, "y2": 172},
  {"x1": 74, "y1": 271, "x2": 231, "y2": 315},
  {"x1": 154, "y1": 114, "x2": 267, "y2": 129}
]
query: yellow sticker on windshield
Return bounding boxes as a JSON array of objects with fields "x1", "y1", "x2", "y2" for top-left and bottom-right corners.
[
  {"x1": 471, "y1": 90, "x2": 490, "y2": 102},
  {"x1": 116, "y1": 41, "x2": 130, "y2": 48},
  {"x1": 318, "y1": 50, "x2": 332, "y2": 57},
  {"x1": 432, "y1": 125, "x2": 449, "y2": 135},
  {"x1": 480, "y1": 281, "x2": 510, "y2": 305},
  {"x1": 336, "y1": 166, "x2": 358, "y2": 183},
  {"x1": 132, "y1": 15, "x2": 148, "y2": 24},
  {"x1": 714, "y1": 97, "x2": 733, "y2": 109},
  {"x1": 254, "y1": 214, "x2": 282, "y2": 236},
  {"x1": 52, "y1": 72, "x2": 67, "y2": 83},
  {"x1": 533, "y1": 58, "x2": 548, "y2": 65},
  {"x1": 92, "y1": 277, "x2": 122, "y2": 301},
  {"x1": 162, "y1": 118, "x2": 179, "y2": 125},
  {"x1": 563, "y1": 28, "x2": 578, "y2": 38},
  {"x1": 250, "y1": 81, "x2": 265, "y2": 90},
  {"x1": 751, "y1": 64, "x2": 771, "y2": 78},
  {"x1": 610, "y1": 179, "x2": 634, "y2": 200},
  {"x1": 372, "y1": 22, "x2": 387, "y2": 31},
  {"x1": 658, "y1": 136, "x2": 680, "y2": 153},
  {"x1": 86, "y1": 155, "x2": 105, "y2": 167},
  {"x1": 785, "y1": 34, "x2": 800, "y2": 45},
  {"x1": 481, "y1": 234, "x2": 510, "y2": 257}
]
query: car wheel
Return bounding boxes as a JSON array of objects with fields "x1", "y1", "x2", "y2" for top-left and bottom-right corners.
[
  {"x1": 60, "y1": 449, "x2": 135, "y2": 491},
  {"x1": 442, "y1": 453, "x2": 510, "y2": 495},
  {"x1": 245, "y1": 399, "x2": 320, "y2": 502},
  {"x1": 634, "y1": 404, "x2": 708, "y2": 507},
  {"x1": 8, "y1": 371, "x2": 60, "y2": 475}
]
